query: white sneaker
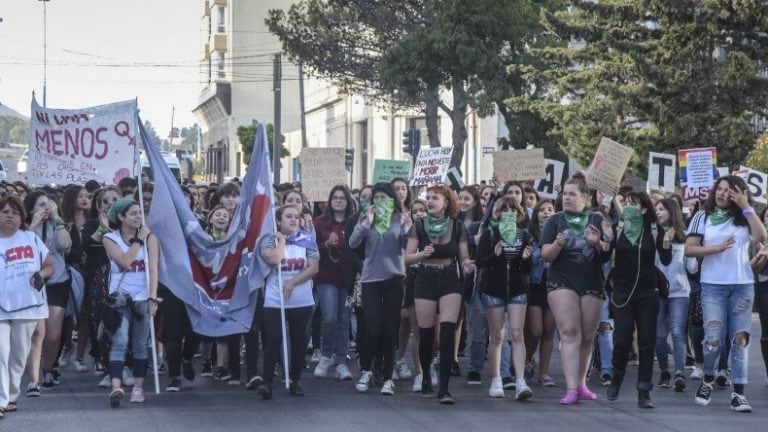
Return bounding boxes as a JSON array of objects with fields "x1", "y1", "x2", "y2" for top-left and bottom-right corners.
[
  {"x1": 73, "y1": 359, "x2": 89, "y2": 373},
  {"x1": 430, "y1": 359, "x2": 439, "y2": 388},
  {"x1": 381, "y1": 379, "x2": 395, "y2": 395},
  {"x1": 98, "y1": 375, "x2": 111, "y2": 388},
  {"x1": 314, "y1": 356, "x2": 334, "y2": 378},
  {"x1": 123, "y1": 367, "x2": 135, "y2": 386},
  {"x1": 395, "y1": 358, "x2": 413, "y2": 380},
  {"x1": 515, "y1": 384, "x2": 533, "y2": 401},
  {"x1": 336, "y1": 363, "x2": 353, "y2": 381},
  {"x1": 690, "y1": 367, "x2": 704, "y2": 380},
  {"x1": 412, "y1": 374, "x2": 423, "y2": 393},
  {"x1": 58, "y1": 349, "x2": 71, "y2": 369},
  {"x1": 489, "y1": 377, "x2": 505, "y2": 398},
  {"x1": 310, "y1": 349, "x2": 322, "y2": 364},
  {"x1": 356, "y1": 370, "x2": 373, "y2": 392}
]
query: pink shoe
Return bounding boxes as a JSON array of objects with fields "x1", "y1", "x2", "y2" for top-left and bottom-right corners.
[
  {"x1": 577, "y1": 384, "x2": 597, "y2": 400},
  {"x1": 560, "y1": 389, "x2": 579, "y2": 405}
]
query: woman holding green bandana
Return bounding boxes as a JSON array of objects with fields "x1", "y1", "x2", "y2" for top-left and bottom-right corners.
[
  {"x1": 540, "y1": 174, "x2": 613, "y2": 405},
  {"x1": 349, "y1": 183, "x2": 412, "y2": 396},
  {"x1": 475, "y1": 195, "x2": 533, "y2": 400},
  {"x1": 405, "y1": 184, "x2": 475, "y2": 404},
  {"x1": 604, "y1": 192, "x2": 672, "y2": 409}
]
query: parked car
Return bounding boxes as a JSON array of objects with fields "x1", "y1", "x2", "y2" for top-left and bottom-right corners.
[{"x1": 17, "y1": 149, "x2": 28, "y2": 174}]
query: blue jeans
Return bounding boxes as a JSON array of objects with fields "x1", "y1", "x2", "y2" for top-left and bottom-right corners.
[
  {"x1": 701, "y1": 283, "x2": 753, "y2": 385},
  {"x1": 317, "y1": 283, "x2": 351, "y2": 359},
  {"x1": 466, "y1": 291, "x2": 487, "y2": 374},
  {"x1": 598, "y1": 299, "x2": 613, "y2": 374},
  {"x1": 109, "y1": 301, "x2": 150, "y2": 379},
  {"x1": 480, "y1": 293, "x2": 527, "y2": 308},
  {"x1": 656, "y1": 297, "x2": 690, "y2": 372}
]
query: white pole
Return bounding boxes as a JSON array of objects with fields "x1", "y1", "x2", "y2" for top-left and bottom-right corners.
[{"x1": 135, "y1": 109, "x2": 161, "y2": 395}]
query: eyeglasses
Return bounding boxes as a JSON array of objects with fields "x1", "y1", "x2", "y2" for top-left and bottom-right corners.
[{"x1": 332, "y1": 196, "x2": 347, "y2": 201}]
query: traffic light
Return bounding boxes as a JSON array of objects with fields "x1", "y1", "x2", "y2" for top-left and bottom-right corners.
[{"x1": 402, "y1": 129, "x2": 414, "y2": 157}]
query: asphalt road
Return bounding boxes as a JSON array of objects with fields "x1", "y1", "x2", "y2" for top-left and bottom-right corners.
[{"x1": 3, "y1": 315, "x2": 767, "y2": 432}]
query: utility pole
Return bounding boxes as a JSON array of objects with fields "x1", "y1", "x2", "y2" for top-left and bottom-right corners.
[
  {"x1": 299, "y1": 62, "x2": 307, "y2": 149},
  {"x1": 169, "y1": 107, "x2": 175, "y2": 153},
  {"x1": 40, "y1": 0, "x2": 50, "y2": 107},
  {"x1": 273, "y1": 53, "x2": 282, "y2": 185}
]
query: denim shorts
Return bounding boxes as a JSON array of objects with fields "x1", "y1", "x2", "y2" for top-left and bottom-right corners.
[{"x1": 480, "y1": 292, "x2": 527, "y2": 309}]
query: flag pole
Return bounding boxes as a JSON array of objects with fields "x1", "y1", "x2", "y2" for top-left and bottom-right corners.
[{"x1": 135, "y1": 111, "x2": 161, "y2": 395}]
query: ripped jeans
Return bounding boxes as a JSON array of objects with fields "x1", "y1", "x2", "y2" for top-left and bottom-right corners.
[{"x1": 701, "y1": 283, "x2": 753, "y2": 385}]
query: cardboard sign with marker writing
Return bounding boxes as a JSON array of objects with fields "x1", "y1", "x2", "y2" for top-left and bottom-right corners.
[
  {"x1": 410, "y1": 146, "x2": 454, "y2": 187},
  {"x1": 492, "y1": 148, "x2": 546, "y2": 182},
  {"x1": 534, "y1": 159, "x2": 565, "y2": 199},
  {"x1": 648, "y1": 152, "x2": 676, "y2": 192},
  {"x1": 585, "y1": 137, "x2": 634, "y2": 194},
  {"x1": 299, "y1": 147, "x2": 347, "y2": 201},
  {"x1": 372, "y1": 159, "x2": 412, "y2": 184}
]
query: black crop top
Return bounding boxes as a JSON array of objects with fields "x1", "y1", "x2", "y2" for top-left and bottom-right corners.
[{"x1": 412, "y1": 219, "x2": 465, "y2": 260}]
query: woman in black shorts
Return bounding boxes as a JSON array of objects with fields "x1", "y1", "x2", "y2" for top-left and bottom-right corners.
[{"x1": 405, "y1": 184, "x2": 474, "y2": 404}]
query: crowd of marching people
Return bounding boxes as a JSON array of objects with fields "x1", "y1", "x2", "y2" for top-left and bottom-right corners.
[{"x1": 1, "y1": 169, "x2": 768, "y2": 418}]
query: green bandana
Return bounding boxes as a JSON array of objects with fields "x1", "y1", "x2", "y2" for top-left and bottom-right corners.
[
  {"x1": 499, "y1": 211, "x2": 518, "y2": 244},
  {"x1": 563, "y1": 210, "x2": 590, "y2": 236},
  {"x1": 622, "y1": 206, "x2": 643, "y2": 246},
  {"x1": 373, "y1": 197, "x2": 395, "y2": 235},
  {"x1": 538, "y1": 220, "x2": 547, "y2": 232},
  {"x1": 359, "y1": 198, "x2": 370, "y2": 214},
  {"x1": 709, "y1": 207, "x2": 732, "y2": 226},
  {"x1": 211, "y1": 228, "x2": 225, "y2": 241},
  {"x1": 424, "y1": 215, "x2": 451, "y2": 238},
  {"x1": 107, "y1": 197, "x2": 137, "y2": 225}
]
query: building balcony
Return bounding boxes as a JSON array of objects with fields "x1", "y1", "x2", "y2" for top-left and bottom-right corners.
[
  {"x1": 209, "y1": 34, "x2": 227, "y2": 52},
  {"x1": 202, "y1": 0, "x2": 210, "y2": 17},
  {"x1": 211, "y1": 0, "x2": 227, "y2": 8}
]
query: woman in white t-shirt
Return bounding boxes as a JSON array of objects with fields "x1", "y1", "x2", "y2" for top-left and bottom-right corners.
[
  {"x1": 685, "y1": 176, "x2": 766, "y2": 413},
  {"x1": 256, "y1": 205, "x2": 319, "y2": 400},
  {"x1": 0, "y1": 196, "x2": 53, "y2": 418}
]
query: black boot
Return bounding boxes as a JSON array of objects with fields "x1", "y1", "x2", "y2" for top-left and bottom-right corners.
[
  {"x1": 606, "y1": 373, "x2": 623, "y2": 401},
  {"x1": 638, "y1": 390, "x2": 654, "y2": 408}
]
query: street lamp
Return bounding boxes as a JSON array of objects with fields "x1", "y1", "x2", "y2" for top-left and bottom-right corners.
[{"x1": 39, "y1": 0, "x2": 50, "y2": 107}]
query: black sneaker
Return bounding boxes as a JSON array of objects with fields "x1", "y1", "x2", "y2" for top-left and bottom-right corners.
[
  {"x1": 658, "y1": 371, "x2": 671, "y2": 388},
  {"x1": 26, "y1": 382, "x2": 41, "y2": 397},
  {"x1": 166, "y1": 378, "x2": 182, "y2": 392},
  {"x1": 181, "y1": 359, "x2": 196, "y2": 381},
  {"x1": 289, "y1": 381, "x2": 305, "y2": 396},
  {"x1": 213, "y1": 366, "x2": 231, "y2": 381},
  {"x1": 694, "y1": 381, "x2": 713, "y2": 406},
  {"x1": 715, "y1": 369, "x2": 730, "y2": 387},
  {"x1": 246, "y1": 376, "x2": 264, "y2": 390},
  {"x1": 421, "y1": 378, "x2": 435, "y2": 397},
  {"x1": 600, "y1": 373, "x2": 612, "y2": 387},
  {"x1": 52, "y1": 369, "x2": 61, "y2": 385},
  {"x1": 524, "y1": 362, "x2": 535, "y2": 382},
  {"x1": 256, "y1": 383, "x2": 272, "y2": 400},
  {"x1": 466, "y1": 371, "x2": 482, "y2": 385},
  {"x1": 502, "y1": 377, "x2": 515, "y2": 390},
  {"x1": 730, "y1": 392, "x2": 752, "y2": 412},
  {"x1": 201, "y1": 360, "x2": 213, "y2": 377},
  {"x1": 437, "y1": 389, "x2": 455, "y2": 405},
  {"x1": 450, "y1": 361, "x2": 462, "y2": 377},
  {"x1": 42, "y1": 372, "x2": 55, "y2": 389},
  {"x1": 673, "y1": 372, "x2": 686, "y2": 392}
]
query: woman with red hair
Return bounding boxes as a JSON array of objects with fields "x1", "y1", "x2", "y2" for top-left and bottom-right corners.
[{"x1": 405, "y1": 184, "x2": 474, "y2": 404}]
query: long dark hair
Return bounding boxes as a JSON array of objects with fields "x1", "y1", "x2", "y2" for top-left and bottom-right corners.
[
  {"x1": 529, "y1": 199, "x2": 555, "y2": 242},
  {"x1": 390, "y1": 177, "x2": 413, "y2": 210},
  {"x1": 88, "y1": 186, "x2": 120, "y2": 219},
  {"x1": 371, "y1": 182, "x2": 403, "y2": 214},
  {"x1": 459, "y1": 185, "x2": 483, "y2": 222},
  {"x1": 624, "y1": 191, "x2": 657, "y2": 226},
  {"x1": 24, "y1": 190, "x2": 51, "y2": 225},
  {"x1": 319, "y1": 185, "x2": 355, "y2": 221},
  {"x1": 61, "y1": 185, "x2": 87, "y2": 225},
  {"x1": 656, "y1": 198, "x2": 686, "y2": 243},
  {"x1": 703, "y1": 175, "x2": 752, "y2": 227}
]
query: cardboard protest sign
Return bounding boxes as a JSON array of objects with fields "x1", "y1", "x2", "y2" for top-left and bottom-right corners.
[
  {"x1": 29, "y1": 97, "x2": 138, "y2": 185},
  {"x1": 410, "y1": 146, "x2": 454, "y2": 187},
  {"x1": 492, "y1": 148, "x2": 546, "y2": 182},
  {"x1": 299, "y1": 147, "x2": 347, "y2": 201},
  {"x1": 372, "y1": 159, "x2": 411, "y2": 184},
  {"x1": 585, "y1": 137, "x2": 634, "y2": 194},
  {"x1": 534, "y1": 159, "x2": 565, "y2": 199},
  {"x1": 678, "y1": 148, "x2": 717, "y2": 189},
  {"x1": 648, "y1": 152, "x2": 676, "y2": 192},
  {"x1": 736, "y1": 166, "x2": 768, "y2": 204}
]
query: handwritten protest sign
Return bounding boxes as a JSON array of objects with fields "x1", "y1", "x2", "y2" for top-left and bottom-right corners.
[
  {"x1": 678, "y1": 148, "x2": 717, "y2": 189},
  {"x1": 585, "y1": 137, "x2": 634, "y2": 194},
  {"x1": 735, "y1": 166, "x2": 768, "y2": 204},
  {"x1": 648, "y1": 152, "x2": 676, "y2": 192},
  {"x1": 411, "y1": 146, "x2": 454, "y2": 187},
  {"x1": 29, "y1": 97, "x2": 138, "y2": 186},
  {"x1": 492, "y1": 148, "x2": 546, "y2": 182},
  {"x1": 299, "y1": 147, "x2": 346, "y2": 201},
  {"x1": 372, "y1": 159, "x2": 412, "y2": 184},
  {"x1": 534, "y1": 159, "x2": 565, "y2": 199}
]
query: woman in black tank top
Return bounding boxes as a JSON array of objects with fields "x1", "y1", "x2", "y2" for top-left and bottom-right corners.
[{"x1": 405, "y1": 184, "x2": 474, "y2": 405}]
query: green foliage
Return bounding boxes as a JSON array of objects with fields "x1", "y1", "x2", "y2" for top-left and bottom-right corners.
[
  {"x1": 142, "y1": 120, "x2": 162, "y2": 146},
  {"x1": 746, "y1": 131, "x2": 768, "y2": 173},
  {"x1": 0, "y1": 116, "x2": 29, "y2": 144},
  {"x1": 237, "y1": 123, "x2": 289, "y2": 165}
]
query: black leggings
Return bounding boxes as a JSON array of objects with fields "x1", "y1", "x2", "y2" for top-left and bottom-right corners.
[
  {"x1": 159, "y1": 288, "x2": 200, "y2": 379},
  {"x1": 612, "y1": 295, "x2": 658, "y2": 390},
  {"x1": 359, "y1": 277, "x2": 404, "y2": 379},
  {"x1": 262, "y1": 306, "x2": 312, "y2": 385},
  {"x1": 756, "y1": 279, "x2": 768, "y2": 376}
]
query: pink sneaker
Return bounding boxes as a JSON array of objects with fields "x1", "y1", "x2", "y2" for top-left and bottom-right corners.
[
  {"x1": 129, "y1": 387, "x2": 145, "y2": 403},
  {"x1": 560, "y1": 389, "x2": 579, "y2": 405},
  {"x1": 577, "y1": 384, "x2": 597, "y2": 400}
]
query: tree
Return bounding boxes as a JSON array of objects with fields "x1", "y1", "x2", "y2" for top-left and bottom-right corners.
[
  {"x1": 0, "y1": 116, "x2": 29, "y2": 144},
  {"x1": 142, "y1": 120, "x2": 162, "y2": 147},
  {"x1": 746, "y1": 131, "x2": 768, "y2": 173},
  {"x1": 534, "y1": 1, "x2": 768, "y2": 174},
  {"x1": 180, "y1": 124, "x2": 200, "y2": 150},
  {"x1": 237, "y1": 122, "x2": 289, "y2": 165}
]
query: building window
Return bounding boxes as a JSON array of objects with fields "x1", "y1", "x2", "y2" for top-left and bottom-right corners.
[
  {"x1": 216, "y1": 6, "x2": 226, "y2": 33},
  {"x1": 216, "y1": 52, "x2": 225, "y2": 78}
]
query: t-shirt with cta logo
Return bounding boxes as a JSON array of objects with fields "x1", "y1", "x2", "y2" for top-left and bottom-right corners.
[
  {"x1": 0, "y1": 230, "x2": 50, "y2": 320},
  {"x1": 261, "y1": 235, "x2": 318, "y2": 309}
]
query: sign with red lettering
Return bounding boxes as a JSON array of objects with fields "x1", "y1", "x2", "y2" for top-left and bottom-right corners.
[
  {"x1": 29, "y1": 96, "x2": 138, "y2": 186},
  {"x1": 410, "y1": 146, "x2": 454, "y2": 187}
]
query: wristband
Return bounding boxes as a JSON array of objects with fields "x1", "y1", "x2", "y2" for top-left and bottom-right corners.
[
  {"x1": 742, "y1": 207, "x2": 755, "y2": 217},
  {"x1": 96, "y1": 226, "x2": 111, "y2": 236}
]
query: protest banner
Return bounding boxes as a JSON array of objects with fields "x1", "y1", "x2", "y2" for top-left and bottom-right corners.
[
  {"x1": 735, "y1": 166, "x2": 768, "y2": 204},
  {"x1": 299, "y1": 147, "x2": 347, "y2": 201},
  {"x1": 372, "y1": 159, "x2": 412, "y2": 184},
  {"x1": 648, "y1": 152, "x2": 676, "y2": 192},
  {"x1": 534, "y1": 159, "x2": 565, "y2": 199},
  {"x1": 492, "y1": 148, "x2": 546, "y2": 182},
  {"x1": 585, "y1": 137, "x2": 634, "y2": 194},
  {"x1": 411, "y1": 146, "x2": 454, "y2": 187},
  {"x1": 678, "y1": 148, "x2": 717, "y2": 189},
  {"x1": 28, "y1": 97, "x2": 138, "y2": 185}
]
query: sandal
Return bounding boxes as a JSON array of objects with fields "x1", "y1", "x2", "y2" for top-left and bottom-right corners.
[{"x1": 5, "y1": 402, "x2": 16, "y2": 412}]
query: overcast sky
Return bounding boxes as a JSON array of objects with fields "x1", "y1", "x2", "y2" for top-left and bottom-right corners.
[{"x1": 0, "y1": 0, "x2": 202, "y2": 137}]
